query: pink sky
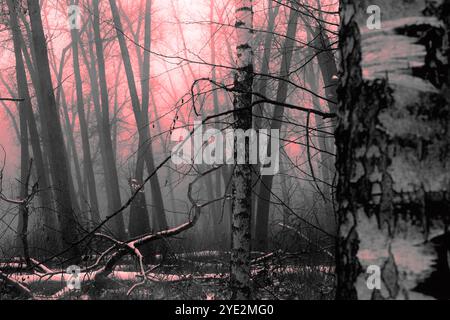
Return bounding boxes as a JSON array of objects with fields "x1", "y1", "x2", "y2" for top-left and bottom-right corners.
[{"x1": 0, "y1": 0, "x2": 338, "y2": 184}]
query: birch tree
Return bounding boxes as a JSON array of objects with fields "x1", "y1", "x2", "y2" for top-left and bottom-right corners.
[
  {"x1": 230, "y1": 0, "x2": 254, "y2": 300},
  {"x1": 337, "y1": 0, "x2": 450, "y2": 300}
]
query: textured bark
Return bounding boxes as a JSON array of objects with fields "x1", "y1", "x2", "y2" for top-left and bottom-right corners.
[
  {"x1": 92, "y1": 0, "x2": 126, "y2": 239},
  {"x1": 254, "y1": 3, "x2": 299, "y2": 252},
  {"x1": 69, "y1": 0, "x2": 100, "y2": 225},
  {"x1": 230, "y1": 0, "x2": 254, "y2": 300},
  {"x1": 26, "y1": 0, "x2": 81, "y2": 262},
  {"x1": 336, "y1": 0, "x2": 450, "y2": 300}
]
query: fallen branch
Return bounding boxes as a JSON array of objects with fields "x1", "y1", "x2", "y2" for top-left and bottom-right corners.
[
  {"x1": 0, "y1": 270, "x2": 34, "y2": 299},
  {"x1": 279, "y1": 223, "x2": 334, "y2": 258},
  {"x1": 0, "y1": 97, "x2": 24, "y2": 102}
]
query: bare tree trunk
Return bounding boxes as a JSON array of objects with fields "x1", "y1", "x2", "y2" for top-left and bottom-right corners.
[
  {"x1": 79, "y1": 20, "x2": 111, "y2": 219},
  {"x1": 8, "y1": 0, "x2": 30, "y2": 253},
  {"x1": 304, "y1": 44, "x2": 335, "y2": 233},
  {"x1": 112, "y1": 63, "x2": 122, "y2": 160},
  {"x1": 208, "y1": 0, "x2": 224, "y2": 243},
  {"x1": 92, "y1": 0, "x2": 126, "y2": 239},
  {"x1": 302, "y1": 2, "x2": 338, "y2": 208},
  {"x1": 108, "y1": 0, "x2": 168, "y2": 233},
  {"x1": 26, "y1": 0, "x2": 81, "y2": 262},
  {"x1": 230, "y1": 0, "x2": 254, "y2": 300},
  {"x1": 58, "y1": 86, "x2": 85, "y2": 210},
  {"x1": 313, "y1": 28, "x2": 338, "y2": 116},
  {"x1": 18, "y1": 13, "x2": 67, "y2": 213},
  {"x1": 135, "y1": 0, "x2": 161, "y2": 259},
  {"x1": 118, "y1": 2, "x2": 177, "y2": 218},
  {"x1": 128, "y1": 156, "x2": 151, "y2": 237},
  {"x1": 15, "y1": 16, "x2": 62, "y2": 246},
  {"x1": 308, "y1": 10, "x2": 338, "y2": 223},
  {"x1": 4, "y1": 25, "x2": 59, "y2": 254},
  {"x1": 69, "y1": 0, "x2": 100, "y2": 225},
  {"x1": 126, "y1": 0, "x2": 152, "y2": 255},
  {"x1": 251, "y1": 0, "x2": 279, "y2": 229},
  {"x1": 45, "y1": 35, "x2": 84, "y2": 216},
  {"x1": 336, "y1": 0, "x2": 450, "y2": 300},
  {"x1": 254, "y1": 3, "x2": 299, "y2": 252},
  {"x1": 149, "y1": 92, "x2": 177, "y2": 214},
  {"x1": 0, "y1": 51, "x2": 31, "y2": 252},
  {"x1": 22, "y1": 10, "x2": 84, "y2": 249}
]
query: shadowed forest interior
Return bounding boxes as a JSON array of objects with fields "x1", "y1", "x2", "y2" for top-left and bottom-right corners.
[{"x1": 0, "y1": 0, "x2": 449, "y2": 300}]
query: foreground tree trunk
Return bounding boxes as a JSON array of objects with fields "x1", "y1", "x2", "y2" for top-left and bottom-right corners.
[
  {"x1": 336, "y1": 0, "x2": 450, "y2": 300},
  {"x1": 26, "y1": 0, "x2": 81, "y2": 262},
  {"x1": 230, "y1": 0, "x2": 254, "y2": 300}
]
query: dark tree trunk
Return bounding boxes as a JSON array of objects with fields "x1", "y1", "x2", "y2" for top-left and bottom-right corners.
[
  {"x1": 15, "y1": 15, "x2": 61, "y2": 250},
  {"x1": 254, "y1": 3, "x2": 299, "y2": 252},
  {"x1": 251, "y1": 0, "x2": 279, "y2": 230},
  {"x1": 57, "y1": 82, "x2": 86, "y2": 213},
  {"x1": 304, "y1": 41, "x2": 336, "y2": 233},
  {"x1": 69, "y1": 0, "x2": 100, "y2": 225},
  {"x1": 108, "y1": 0, "x2": 168, "y2": 234},
  {"x1": 26, "y1": 0, "x2": 81, "y2": 262},
  {"x1": 92, "y1": 0, "x2": 126, "y2": 239},
  {"x1": 230, "y1": 0, "x2": 254, "y2": 300},
  {"x1": 8, "y1": 0, "x2": 30, "y2": 254},
  {"x1": 128, "y1": 1, "x2": 153, "y2": 252}
]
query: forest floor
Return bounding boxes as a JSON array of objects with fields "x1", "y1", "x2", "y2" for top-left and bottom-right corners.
[{"x1": 0, "y1": 252, "x2": 335, "y2": 300}]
